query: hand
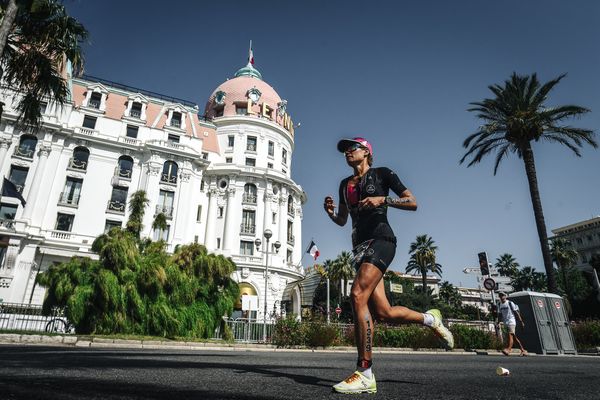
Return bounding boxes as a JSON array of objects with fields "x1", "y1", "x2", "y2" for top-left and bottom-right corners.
[
  {"x1": 324, "y1": 196, "x2": 336, "y2": 216},
  {"x1": 358, "y1": 196, "x2": 385, "y2": 210}
]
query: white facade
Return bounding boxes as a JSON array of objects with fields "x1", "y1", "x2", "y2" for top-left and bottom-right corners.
[
  {"x1": 551, "y1": 216, "x2": 600, "y2": 271},
  {"x1": 0, "y1": 62, "x2": 306, "y2": 321}
]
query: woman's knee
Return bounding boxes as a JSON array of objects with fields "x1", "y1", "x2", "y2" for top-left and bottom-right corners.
[{"x1": 350, "y1": 286, "x2": 369, "y2": 306}]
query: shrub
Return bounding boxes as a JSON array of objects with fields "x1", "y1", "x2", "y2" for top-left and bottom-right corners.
[
  {"x1": 374, "y1": 325, "x2": 440, "y2": 349},
  {"x1": 450, "y1": 324, "x2": 502, "y2": 350},
  {"x1": 304, "y1": 322, "x2": 339, "y2": 348},
  {"x1": 572, "y1": 320, "x2": 600, "y2": 350},
  {"x1": 272, "y1": 316, "x2": 304, "y2": 348}
]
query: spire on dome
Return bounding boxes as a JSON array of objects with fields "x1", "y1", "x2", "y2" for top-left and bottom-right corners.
[{"x1": 234, "y1": 40, "x2": 263, "y2": 80}]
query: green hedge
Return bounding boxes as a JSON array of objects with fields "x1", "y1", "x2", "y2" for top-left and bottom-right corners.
[
  {"x1": 271, "y1": 316, "x2": 501, "y2": 350},
  {"x1": 572, "y1": 320, "x2": 600, "y2": 350}
]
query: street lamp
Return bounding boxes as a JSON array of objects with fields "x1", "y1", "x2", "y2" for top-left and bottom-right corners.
[{"x1": 255, "y1": 229, "x2": 280, "y2": 342}]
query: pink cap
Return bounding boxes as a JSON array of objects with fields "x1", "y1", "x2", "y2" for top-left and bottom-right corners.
[{"x1": 337, "y1": 137, "x2": 373, "y2": 156}]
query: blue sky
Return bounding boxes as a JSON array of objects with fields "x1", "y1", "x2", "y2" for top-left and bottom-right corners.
[{"x1": 65, "y1": 0, "x2": 600, "y2": 287}]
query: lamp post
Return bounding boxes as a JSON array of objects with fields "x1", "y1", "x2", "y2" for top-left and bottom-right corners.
[{"x1": 255, "y1": 229, "x2": 280, "y2": 342}]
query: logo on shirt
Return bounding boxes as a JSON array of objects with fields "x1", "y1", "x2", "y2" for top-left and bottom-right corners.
[{"x1": 365, "y1": 184, "x2": 375, "y2": 194}]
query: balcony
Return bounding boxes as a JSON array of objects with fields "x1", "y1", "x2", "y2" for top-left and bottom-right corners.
[
  {"x1": 130, "y1": 109, "x2": 141, "y2": 118},
  {"x1": 68, "y1": 157, "x2": 87, "y2": 171},
  {"x1": 155, "y1": 205, "x2": 174, "y2": 218},
  {"x1": 287, "y1": 235, "x2": 295, "y2": 245},
  {"x1": 0, "y1": 219, "x2": 15, "y2": 230},
  {"x1": 88, "y1": 99, "x2": 101, "y2": 109},
  {"x1": 13, "y1": 146, "x2": 34, "y2": 159},
  {"x1": 115, "y1": 167, "x2": 132, "y2": 179},
  {"x1": 246, "y1": 143, "x2": 257, "y2": 152},
  {"x1": 161, "y1": 173, "x2": 177, "y2": 184},
  {"x1": 242, "y1": 193, "x2": 257, "y2": 204},
  {"x1": 107, "y1": 200, "x2": 126, "y2": 214},
  {"x1": 170, "y1": 119, "x2": 181, "y2": 128},
  {"x1": 58, "y1": 192, "x2": 80, "y2": 206},
  {"x1": 287, "y1": 207, "x2": 295, "y2": 217},
  {"x1": 240, "y1": 224, "x2": 256, "y2": 236}
]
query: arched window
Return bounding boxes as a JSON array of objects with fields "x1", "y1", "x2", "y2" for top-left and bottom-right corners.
[
  {"x1": 117, "y1": 155, "x2": 134, "y2": 179},
  {"x1": 161, "y1": 161, "x2": 178, "y2": 184},
  {"x1": 287, "y1": 195, "x2": 295, "y2": 216},
  {"x1": 243, "y1": 183, "x2": 257, "y2": 204},
  {"x1": 70, "y1": 146, "x2": 89, "y2": 170},
  {"x1": 15, "y1": 135, "x2": 37, "y2": 159}
]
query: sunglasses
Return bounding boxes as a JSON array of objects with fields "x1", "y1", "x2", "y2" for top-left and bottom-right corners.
[{"x1": 344, "y1": 143, "x2": 365, "y2": 153}]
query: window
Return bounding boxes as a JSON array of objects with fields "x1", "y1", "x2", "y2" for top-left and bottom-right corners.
[
  {"x1": 267, "y1": 162, "x2": 273, "y2": 169},
  {"x1": 246, "y1": 136, "x2": 257, "y2": 152},
  {"x1": 0, "y1": 203, "x2": 17, "y2": 220},
  {"x1": 9, "y1": 165, "x2": 28, "y2": 193},
  {"x1": 126, "y1": 125, "x2": 139, "y2": 138},
  {"x1": 218, "y1": 206, "x2": 224, "y2": 218},
  {"x1": 241, "y1": 210, "x2": 256, "y2": 235},
  {"x1": 226, "y1": 157, "x2": 233, "y2": 164},
  {"x1": 104, "y1": 220, "x2": 121, "y2": 233},
  {"x1": 55, "y1": 213, "x2": 74, "y2": 232},
  {"x1": 59, "y1": 177, "x2": 83, "y2": 206},
  {"x1": 161, "y1": 161, "x2": 178, "y2": 184},
  {"x1": 117, "y1": 156, "x2": 134, "y2": 179},
  {"x1": 152, "y1": 224, "x2": 170, "y2": 241},
  {"x1": 194, "y1": 235, "x2": 198, "y2": 243},
  {"x1": 236, "y1": 105, "x2": 247, "y2": 115},
  {"x1": 130, "y1": 102, "x2": 142, "y2": 118},
  {"x1": 171, "y1": 112, "x2": 182, "y2": 128},
  {"x1": 268, "y1": 141, "x2": 274, "y2": 157},
  {"x1": 587, "y1": 235, "x2": 593, "y2": 242},
  {"x1": 200, "y1": 180, "x2": 205, "y2": 191},
  {"x1": 282, "y1": 148, "x2": 288, "y2": 165},
  {"x1": 245, "y1": 158, "x2": 256, "y2": 167},
  {"x1": 287, "y1": 195, "x2": 295, "y2": 216},
  {"x1": 243, "y1": 183, "x2": 257, "y2": 204},
  {"x1": 196, "y1": 205, "x2": 202, "y2": 222},
  {"x1": 287, "y1": 221, "x2": 294, "y2": 244},
  {"x1": 168, "y1": 134, "x2": 180, "y2": 143},
  {"x1": 88, "y1": 92, "x2": 102, "y2": 109},
  {"x1": 214, "y1": 107, "x2": 224, "y2": 117},
  {"x1": 15, "y1": 135, "x2": 37, "y2": 159},
  {"x1": 272, "y1": 212, "x2": 277, "y2": 224},
  {"x1": 287, "y1": 249, "x2": 293, "y2": 263},
  {"x1": 157, "y1": 190, "x2": 175, "y2": 217},
  {"x1": 577, "y1": 238, "x2": 583, "y2": 245},
  {"x1": 70, "y1": 146, "x2": 89, "y2": 170},
  {"x1": 216, "y1": 237, "x2": 221, "y2": 249},
  {"x1": 39, "y1": 102, "x2": 47, "y2": 115},
  {"x1": 228, "y1": 135, "x2": 235, "y2": 147},
  {"x1": 240, "y1": 240, "x2": 254, "y2": 256},
  {"x1": 202, "y1": 152, "x2": 209, "y2": 160},
  {"x1": 82, "y1": 115, "x2": 97, "y2": 129},
  {"x1": 108, "y1": 186, "x2": 128, "y2": 213}
]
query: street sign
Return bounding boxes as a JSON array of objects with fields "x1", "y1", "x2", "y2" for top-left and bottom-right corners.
[
  {"x1": 480, "y1": 293, "x2": 493, "y2": 301},
  {"x1": 497, "y1": 284, "x2": 514, "y2": 292},
  {"x1": 463, "y1": 267, "x2": 482, "y2": 275},
  {"x1": 483, "y1": 278, "x2": 496, "y2": 291},
  {"x1": 493, "y1": 276, "x2": 513, "y2": 284},
  {"x1": 335, "y1": 307, "x2": 342, "y2": 315},
  {"x1": 390, "y1": 283, "x2": 403, "y2": 293}
]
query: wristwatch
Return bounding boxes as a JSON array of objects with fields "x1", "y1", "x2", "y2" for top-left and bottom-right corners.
[{"x1": 384, "y1": 196, "x2": 393, "y2": 206}]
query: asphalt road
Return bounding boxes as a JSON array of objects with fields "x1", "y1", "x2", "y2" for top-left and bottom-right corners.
[{"x1": 1, "y1": 345, "x2": 599, "y2": 399}]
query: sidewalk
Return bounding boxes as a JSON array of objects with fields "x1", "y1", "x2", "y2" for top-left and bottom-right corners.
[{"x1": 0, "y1": 332, "x2": 514, "y2": 355}]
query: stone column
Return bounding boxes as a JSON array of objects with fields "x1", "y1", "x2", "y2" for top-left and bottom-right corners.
[
  {"x1": 0, "y1": 137, "x2": 12, "y2": 167},
  {"x1": 278, "y1": 193, "x2": 287, "y2": 247},
  {"x1": 204, "y1": 188, "x2": 218, "y2": 250},
  {"x1": 21, "y1": 144, "x2": 52, "y2": 224},
  {"x1": 222, "y1": 188, "x2": 236, "y2": 252},
  {"x1": 142, "y1": 162, "x2": 162, "y2": 238},
  {"x1": 171, "y1": 169, "x2": 192, "y2": 243}
]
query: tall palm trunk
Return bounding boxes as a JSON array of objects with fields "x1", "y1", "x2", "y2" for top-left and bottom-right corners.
[
  {"x1": 522, "y1": 143, "x2": 558, "y2": 293},
  {"x1": 0, "y1": 0, "x2": 18, "y2": 59}
]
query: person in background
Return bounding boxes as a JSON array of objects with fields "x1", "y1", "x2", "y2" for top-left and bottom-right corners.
[{"x1": 497, "y1": 292, "x2": 527, "y2": 356}]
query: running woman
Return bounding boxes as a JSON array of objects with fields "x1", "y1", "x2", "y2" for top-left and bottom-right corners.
[{"x1": 324, "y1": 137, "x2": 454, "y2": 394}]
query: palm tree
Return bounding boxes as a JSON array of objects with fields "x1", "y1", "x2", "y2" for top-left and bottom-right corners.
[
  {"x1": 550, "y1": 238, "x2": 579, "y2": 297},
  {"x1": 406, "y1": 235, "x2": 443, "y2": 302},
  {"x1": 495, "y1": 253, "x2": 520, "y2": 278},
  {"x1": 126, "y1": 190, "x2": 149, "y2": 239},
  {"x1": 461, "y1": 73, "x2": 597, "y2": 294},
  {"x1": 0, "y1": 0, "x2": 88, "y2": 129},
  {"x1": 152, "y1": 212, "x2": 168, "y2": 241},
  {"x1": 328, "y1": 251, "x2": 355, "y2": 300},
  {"x1": 438, "y1": 281, "x2": 462, "y2": 308},
  {"x1": 511, "y1": 266, "x2": 546, "y2": 292}
]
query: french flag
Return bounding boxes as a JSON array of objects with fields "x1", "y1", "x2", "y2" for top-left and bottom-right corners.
[{"x1": 306, "y1": 240, "x2": 320, "y2": 260}]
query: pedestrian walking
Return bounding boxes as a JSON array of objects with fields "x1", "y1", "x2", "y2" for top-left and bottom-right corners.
[
  {"x1": 324, "y1": 137, "x2": 454, "y2": 394},
  {"x1": 497, "y1": 292, "x2": 527, "y2": 356}
]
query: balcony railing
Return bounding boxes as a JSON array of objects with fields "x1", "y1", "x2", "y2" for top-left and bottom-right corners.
[
  {"x1": 12, "y1": 184, "x2": 24, "y2": 194},
  {"x1": 242, "y1": 193, "x2": 257, "y2": 204},
  {"x1": 58, "y1": 192, "x2": 80, "y2": 206},
  {"x1": 170, "y1": 119, "x2": 181, "y2": 128},
  {"x1": 287, "y1": 235, "x2": 295, "y2": 245},
  {"x1": 161, "y1": 173, "x2": 177, "y2": 184},
  {"x1": 246, "y1": 143, "x2": 257, "y2": 152},
  {"x1": 115, "y1": 167, "x2": 132, "y2": 179},
  {"x1": 13, "y1": 146, "x2": 34, "y2": 159},
  {"x1": 155, "y1": 205, "x2": 174, "y2": 218},
  {"x1": 68, "y1": 157, "x2": 87, "y2": 171},
  {"x1": 130, "y1": 109, "x2": 141, "y2": 118},
  {"x1": 287, "y1": 207, "x2": 295, "y2": 217},
  {"x1": 88, "y1": 99, "x2": 101, "y2": 109},
  {"x1": 107, "y1": 200, "x2": 126, "y2": 213},
  {"x1": 240, "y1": 224, "x2": 256, "y2": 235},
  {"x1": 0, "y1": 219, "x2": 15, "y2": 230}
]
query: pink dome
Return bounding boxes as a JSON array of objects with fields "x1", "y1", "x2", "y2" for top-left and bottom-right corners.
[{"x1": 204, "y1": 75, "x2": 282, "y2": 119}]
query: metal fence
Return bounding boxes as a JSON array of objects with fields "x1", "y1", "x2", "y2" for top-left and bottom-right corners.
[
  {"x1": 0, "y1": 303, "x2": 72, "y2": 333},
  {"x1": 213, "y1": 318, "x2": 275, "y2": 343}
]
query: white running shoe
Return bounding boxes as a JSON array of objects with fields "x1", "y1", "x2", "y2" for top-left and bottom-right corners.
[
  {"x1": 332, "y1": 371, "x2": 377, "y2": 394},
  {"x1": 426, "y1": 308, "x2": 454, "y2": 350}
]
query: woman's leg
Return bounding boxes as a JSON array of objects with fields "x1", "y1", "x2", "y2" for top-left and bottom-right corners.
[{"x1": 368, "y1": 279, "x2": 425, "y2": 324}]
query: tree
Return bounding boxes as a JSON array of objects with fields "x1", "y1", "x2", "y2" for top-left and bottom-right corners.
[
  {"x1": 406, "y1": 235, "x2": 443, "y2": 304},
  {"x1": 0, "y1": 0, "x2": 88, "y2": 129},
  {"x1": 495, "y1": 253, "x2": 520, "y2": 278},
  {"x1": 550, "y1": 238, "x2": 591, "y2": 315},
  {"x1": 511, "y1": 266, "x2": 546, "y2": 292},
  {"x1": 126, "y1": 190, "x2": 149, "y2": 239},
  {"x1": 329, "y1": 251, "x2": 354, "y2": 300},
  {"x1": 438, "y1": 281, "x2": 462, "y2": 308},
  {"x1": 152, "y1": 212, "x2": 168, "y2": 240},
  {"x1": 461, "y1": 73, "x2": 597, "y2": 294}
]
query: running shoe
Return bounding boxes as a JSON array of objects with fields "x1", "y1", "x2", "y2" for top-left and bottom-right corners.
[
  {"x1": 426, "y1": 308, "x2": 454, "y2": 350},
  {"x1": 332, "y1": 371, "x2": 377, "y2": 394}
]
